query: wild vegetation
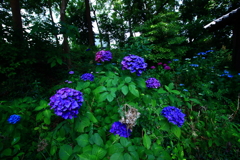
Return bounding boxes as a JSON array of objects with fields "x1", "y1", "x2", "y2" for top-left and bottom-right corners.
[{"x1": 0, "y1": 0, "x2": 240, "y2": 160}]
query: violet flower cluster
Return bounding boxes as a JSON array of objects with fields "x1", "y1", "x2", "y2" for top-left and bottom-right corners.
[
  {"x1": 95, "y1": 50, "x2": 112, "y2": 62},
  {"x1": 49, "y1": 88, "x2": 84, "y2": 119},
  {"x1": 81, "y1": 73, "x2": 94, "y2": 81},
  {"x1": 8, "y1": 114, "x2": 21, "y2": 124},
  {"x1": 110, "y1": 121, "x2": 131, "y2": 138},
  {"x1": 121, "y1": 54, "x2": 147, "y2": 76},
  {"x1": 146, "y1": 78, "x2": 161, "y2": 88},
  {"x1": 161, "y1": 106, "x2": 185, "y2": 127}
]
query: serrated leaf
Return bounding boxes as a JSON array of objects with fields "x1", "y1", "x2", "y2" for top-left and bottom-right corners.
[
  {"x1": 94, "y1": 86, "x2": 107, "y2": 94},
  {"x1": 125, "y1": 77, "x2": 132, "y2": 83},
  {"x1": 76, "y1": 134, "x2": 89, "y2": 147},
  {"x1": 124, "y1": 153, "x2": 133, "y2": 160},
  {"x1": 121, "y1": 85, "x2": 129, "y2": 95},
  {"x1": 83, "y1": 82, "x2": 90, "y2": 89},
  {"x1": 158, "y1": 88, "x2": 167, "y2": 94},
  {"x1": 143, "y1": 134, "x2": 151, "y2": 149},
  {"x1": 108, "y1": 143, "x2": 124, "y2": 155},
  {"x1": 59, "y1": 144, "x2": 73, "y2": 160},
  {"x1": 171, "y1": 125, "x2": 181, "y2": 138},
  {"x1": 120, "y1": 137, "x2": 131, "y2": 147},
  {"x1": 159, "y1": 120, "x2": 170, "y2": 131},
  {"x1": 189, "y1": 98, "x2": 202, "y2": 105},
  {"x1": 86, "y1": 112, "x2": 98, "y2": 123},
  {"x1": 129, "y1": 85, "x2": 139, "y2": 97},
  {"x1": 98, "y1": 92, "x2": 108, "y2": 102},
  {"x1": 75, "y1": 117, "x2": 90, "y2": 132},
  {"x1": 11, "y1": 137, "x2": 20, "y2": 145},
  {"x1": 107, "y1": 94, "x2": 114, "y2": 102},
  {"x1": 92, "y1": 145, "x2": 107, "y2": 159},
  {"x1": 76, "y1": 81, "x2": 84, "y2": 90},
  {"x1": 110, "y1": 152, "x2": 124, "y2": 160},
  {"x1": 93, "y1": 133, "x2": 104, "y2": 147}
]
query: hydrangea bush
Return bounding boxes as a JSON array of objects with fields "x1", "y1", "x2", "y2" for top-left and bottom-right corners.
[
  {"x1": 121, "y1": 54, "x2": 147, "y2": 76},
  {"x1": 48, "y1": 87, "x2": 84, "y2": 119}
]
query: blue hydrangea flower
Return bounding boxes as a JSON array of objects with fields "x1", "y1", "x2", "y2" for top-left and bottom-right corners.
[
  {"x1": 197, "y1": 52, "x2": 206, "y2": 56},
  {"x1": 224, "y1": 70, "x2": 229, "y2": 74},
  {"x1": 146, "y1": 78, "x2": 161, "y2": 88},
  {"x1": 205, "y1": 50, "x2": 214, "y2": 53},
  {"x1": 95, "y1": 50, "x2": 112, "y2": 62},
  {"x1": 86, "y1": 48, "x2": 91, "y2": 51},
  {"x1": 193, "y1": 56, "x2": 198, "y2": 58},
  {"x1": 69, "y1": 71, "x2": 74, "y2": 74},
  {"x1": 81, "y1": 73, "x2": 94, "y2": 81},
  {"x1": 227, "y1": 74, "x2": 233, "y2": 78},
  {"x1": 238, "y1": 73, "x2": 240, "y2": 76},
  {"x1": 183, "y1": 89, "x2": 188, "y2": 92},
  {"x1": 121, "y1": 54, "x2": 147, "y2": 76},
  {"x1": 202, "y1": 57, "x2": 206, "y2": 59},
  {"x1": 110, "y1": 121, "x2": 131, "y2": 138},
  {"x1": 68, "y1": 81, "x2": 72, "y2": 84},
  {"x1": 161, "y1": 106, "x2": 185, "y2": 127},
  {"x1": 179, "y1": 84, "x2": 184, "y2": 86},
  {"x1": 173, "y1": 59, "x2": 179, "y2": 61},
  {"x1": 49, "y1": 88, "x2": 84, "y2": 119},
  {"x1": 8, "y1": 115, "x2": 21, "y2": 124},
  {"x1": 190, "y1": 64, "x2": 199, "y2": 67}
]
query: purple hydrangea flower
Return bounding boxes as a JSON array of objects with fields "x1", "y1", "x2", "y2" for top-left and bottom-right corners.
[
  {"x1": 164, "y1": 66, "x2": 171, "y2": 70},
  {"x1": 81, "y1": 73, "x2": 94, "y2": 81},
  {"x1": 110, "y1": 121, "x2": 131, "y2": 138},
  {"x1": 121, "y1": 54, "x2": 147, "y2": 76},
  {"x1": 49, "y1": 88, "x2": 84, "y2": 119},
  {"x1": 161, "y1": 106, "x2": 185, "y2": 127},
  {"x1": 146, "y1": 78, "x2": 161, "y2": 88},
  {"x1": 95, "y1": 50, "x2": 112, "y2": 62},
  {"x1": 69, "y1": 71, "x2": 74, "y2": 74},
  {"x1": 8, "y1": 114, "x2": 21, "y2": 124},
  {"x1": 151, "y1": 66, "x2": 156, "y2": 69}
]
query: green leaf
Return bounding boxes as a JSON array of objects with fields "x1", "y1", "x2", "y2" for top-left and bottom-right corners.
[
  {"x1": 75, "y1": 117, "x2": 90, "y2": 132},
  {"x1": 159, "y1": 119, "x2": 170, "y2": 132},
  {"x1": 76, "y1": 134, "x2": 89, "y2": 147},
  {"x1": 92, "y1": 145, "x2": 107, "y2": 159},
  {"x1": 94, "y1": 86, "x2": 107, "y2": 94},
  {"x1": 59, "y1": 144, "x2": 73, "y2": 160},
  {"x1": 169, "y1": 90, "x2": 180, "y2": 95},
  {"x1": 189, "y1": 98, "x2": 202, "y2": 105},
  {"x1": 56, "y1": 58, "x2": 62, "y2": 65},
  {"x1": 110, "y1": 152, "x2": 124, "y2": 160},
  {"x1": 83, "y1": 82, "x2": 90, "y2": 89},
  {"x1": 125, "y1": 77, "x2": 132, "y2": 83},
  {"x1": 143, "y1": 94, "x2": 151, "y2": 105},
  {"x1": 86, "y1": 112, "x2": 98, "y2": 123},
  {"x1": 108, "y1": 143, "x2": 124, "y2": 155},
  {"x1": 168, "y1": 83, "x2": 174, "y2": 90},
  {"x1": 164, "y1": 85, "x2": 169, "y2": 91},
  {"x1": 120, "y1": 137, "x2": 131, "y2": 147},
  {"x1": 171, "y1": 125, "x2": 181, "y2": 138},
  {"x1": 76, "y1": 81, "x2": 84, "y2": 90},
  {"x1": 107, "y1": 94, "x2": 114, "y2": 102},
  {"x1": 98, "y1": 92, "x2": 108, "y2": 102},
  {"x1": 129, "y1": 85, "x2": 139, "y2": 97},
  {"x1": 50, "y1": 145, "x2": 57, "y2": 155},
  {"x1": 124, "y1": 153, "x2": 133, "y2": 160},
  {"x1": 158, "y1": 88, "x2": 167, "y2": 94},
  {"x1": 2, "y1": 148, "x2": 12, "y2": 156},
  {"x1": 93, "y1": 133, "x2": 104, "y2": 147},
  {"x1": 143, "y1": 134, "x2": 151, "y2": 150},
  {"x1": 11, "y1": 137, "x2": 20, "y2": 145},
  {"x1": 121, "y1": 85, "x2": 129, "y2": 95}
]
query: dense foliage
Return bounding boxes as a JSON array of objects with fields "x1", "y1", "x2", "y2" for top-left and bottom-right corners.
[{"x1": 0, "y1": 0, "x2": 240, "y2": 159}]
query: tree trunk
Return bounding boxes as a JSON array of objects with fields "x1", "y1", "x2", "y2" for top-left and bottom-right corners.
[
  {"x1": 9, "y1": 0, "x2": 23, "y2": 44},
  {"x1": 85, "y1": 0, "x2": 94, "y2": 46},
  {"x1": 60, "y1": 0, "x2": 71, "y2": 68},
  {"x1": 92, "y1": 5, "x2": 103, "y2": 48},
  {"x1": 232, "y1": 20, "x2": 240, "y2": 72}
]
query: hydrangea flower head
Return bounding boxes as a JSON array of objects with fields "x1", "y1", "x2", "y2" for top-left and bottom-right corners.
[
  {"x1": 161, "y1": 106, "x2": 185, "y2": 127},
  {"x1": 95, "y1": 50, "x2": 112, "y2": 62},
  {"x1": 69, "y1": 71, "x2": 74, "y2": 74},
  {"x1": 121, "y1": 54, "x2": 147, "y2": 76},
  {"x1": 197, "y1": 52, "x2": 206, "y2": 56},
  {"x1": 49, "y1": 88, "x2": 84, "y2": 119},
  {"x1": 183, "y1": 89, "x2": 188, "y2": 92},
  {"x1": 164, "y1": 66, "x2": 171, "y2": 70},
  {"x1": 110, "y1": 121, "x2": 131, "y2": 138},
  {"x1": 146, "y1": 78, "x2": 161, "y2": 88},
  {"x1": 81, "y1": 73, "x2": 94, "y2": 81},
  {"x1": 173, "y1": 59, "x2": 179, "y2": 61},
  {"x1": 8, "y1": 114, "x2": 21, "y2": 124},
  {"x1": 151, "y1": 66, "x2": 156, "y2": 69},
  {"x1": 158, "y1": 62, "x2": 162, "y2": 65},
  {"x1": 179, "y1": 84, "x2": 184, "y2": 86}
]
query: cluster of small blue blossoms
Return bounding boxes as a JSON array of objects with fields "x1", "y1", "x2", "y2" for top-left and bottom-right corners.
[
  {"x1": 81, "y1": 73, "x2": 94, "y2": 81},
  {"x1": 220, "y1": 70, "x2": 233, "y2": 78},
  {"x1": 110, "y1": 121, "x2": 131, "y2": 138},
  {"x1": 8, "y1": 114, "x2": 21, "y2": 124},
  {"x1": 183, "y1": 89, "x2": 188, "y2": 92},
  {"x1": 49, "y1": 88, "x2": 84, "y2": 119},
  {"x1": 179, "y1": 84, "x2": 184, "y2": 86},
  {"x1": 121, "y1": 54, "x2": 147, "y2": 76},
  {"x1": 197, "y1": 50, "x2": 214, "y2": 56},
  {"x1": 95, "y1": 50, "x2": 112, "y2": 62},
  {"x1": 65, "y1": 80, "x2": 72, "y2": 83},
  {"x1": 69, "y1": 71, "x2": 74, "y2": 74},
  {"x1": 190, "y1": 64, "x2": 199, "y2": 67},
  {"x1": 145, "y1": 78, "x2": 161, "y2": 88},
  {"x1": 173, "y1": 59, "x2": 179, "y2": 61},
  {"x1": 161, "y1": 106, "x2": 185, "y2": 127}
]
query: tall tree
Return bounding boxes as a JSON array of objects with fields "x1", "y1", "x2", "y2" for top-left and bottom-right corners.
[
  {"x1": 85, "y1": 0, "x2": 94, "y2": 46},
  {"x1": 9, "y1": 0, "x2": 23, "y2": 44}
]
